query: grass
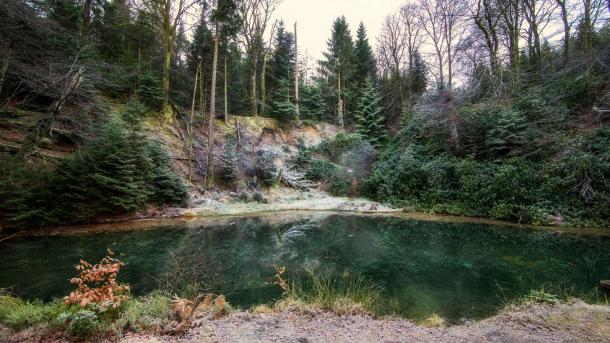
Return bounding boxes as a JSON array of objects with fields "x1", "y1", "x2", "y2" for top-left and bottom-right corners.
[
  {"x1": 0, "y1": 290, "x2": 174, "y2": 338},
  {"x1": 276, "y1": 271, "x2": 386, "y2": 316}
]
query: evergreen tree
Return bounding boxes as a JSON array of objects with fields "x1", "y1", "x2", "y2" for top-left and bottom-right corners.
[
  {"x1": 354, "y1": 22, "x2": 377, "y2": 89},
  {"x1": 319, "y1": 16, "x2": 356, "y2": 126},
  {"x1": 100, "y1": 0, "x2": 132, "y2": 62},
  {"x1": 269, "y1": 22, "x2": 295, "y2": 91},
  {"x1": 301, "y1": 82, "x2": 327, "y2": 122},
  {"x1": 405, "y1": 49, "x2": 427, "y2": 96},
  {"x1": 270, "y1": 78, "x2": 296, "y2": 124},
  {"x1": 355, "y1": 78, "x2": 386, "y2": 147}
]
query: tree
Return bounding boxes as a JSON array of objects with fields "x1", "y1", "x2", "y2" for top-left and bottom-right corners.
[
  {"x1": 268, "y1": 21, "x2": 295, "y2": 102},
  {"x1": 499, "y1": 0, "x2": 522, "y2": 88},
  {"x1": 400, "y1": 3, "x2": 425, "y2": 69},
  {"x1": 140, "y1": 0, "x2": 197, "y2": 112},
  {"x1": 301, "y1": 82, "x2": 327, "y2": 122},
  {"x1": 319, "y1": 16, "x2": 356, "y2": 129},
  {"x1": 270, "y1": 78, "x2": 296, "y2": 124},
  {"x1": 354, "y1": 22, "x2": 377, "y2": 90},
  {"x1": 206, "y1": 0, "x2": 239, "y2": 189},
  {"x1": 237, "y1": 0, "x2": 280, "y2": 117},
  {"x1": 472, "y1": 0, "x2": 506, "y2": 75},
  {"x1": 355, "y1": 78, "x2": 386, "y2": 147},
  {"x1": 405, "y1": 49, "x2": 427, "y2": 98}
]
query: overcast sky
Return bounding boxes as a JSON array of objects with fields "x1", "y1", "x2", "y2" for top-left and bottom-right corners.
[{"x1": 273, "y1": 0, "x2": 405, "y2": 62}]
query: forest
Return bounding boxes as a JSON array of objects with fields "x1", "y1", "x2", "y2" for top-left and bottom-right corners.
[
  {"x1": 1, "y1": 1, "x2": 610, "y2": 341},
  {"x1": 0, "y1": 0, "x2": 609, "y2": 230}
]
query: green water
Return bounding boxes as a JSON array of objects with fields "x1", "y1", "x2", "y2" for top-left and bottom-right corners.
[{"x1": 1, "y1": 214, "x2": 609, "y2": 321}]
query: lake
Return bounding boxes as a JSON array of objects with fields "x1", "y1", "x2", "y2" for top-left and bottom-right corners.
[{"x1": 1, "y1": 212, "x2": 609, "y2": 322}]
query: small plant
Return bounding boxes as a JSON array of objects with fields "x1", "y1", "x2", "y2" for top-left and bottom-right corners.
[
  {"x1": 273, "y1": 265, "x2": 288, "y2": 296},
  {"x1": 522, "y1": 289, "x2": 560, "y2": 304},
  {"x1": 283, "y1": 269, "x2": 384, "y2": 316},
  {"x1": 58, "y1": 309, "x2": 98, "y2": 337},
  {"x1": 64, "y1": 249, "x2": 130, "y2": 312}
]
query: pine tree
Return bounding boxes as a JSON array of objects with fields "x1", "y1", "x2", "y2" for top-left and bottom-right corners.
[
  {"x1": 270, "y1": 78, "x2": 296, "y2": 124},
  {"x1": 354, "y1": 22, "x2": 377, "y2": 90},
  {"x1": 267, "y1": 21, "x2": 295, "y2": 111},
  {"x1": 319, "y1": 16, "x2": 356, "y2": 127},
  {"x1": 301, "y1": 82, "x2": 327, "y2": 122},
  {"x1": 355, "y1": 78, "x2": 386, "y2": 147},
  {"x1": 405, "y1": 49, "x2": 427, "y2": 96}
]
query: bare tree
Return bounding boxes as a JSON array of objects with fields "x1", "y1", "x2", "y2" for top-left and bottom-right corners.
[
  {"x1": 378, "y1": 12, "x2": 408, "y2": 116},
  {"x1": 522, "y1": 0, "x2": 557, "y2": 64},
  {"x1": 399, "y1": 3, "x2": 425, "y2": 69},
  {"x1": 378, "y1": 13, "x2": 407, "y2": 78},
  {"x1": 237, "y1": 0, "x2": 280, "y2": 117},
  {"x1": 498, "y1": 0, "x2": 522, "y2": 87},
  {"x1": 141, "y1": 0, "x2": 198, "y2": 112},
  {"x1": 473, "y1": 0, "x2": 508, "y2": 74}
]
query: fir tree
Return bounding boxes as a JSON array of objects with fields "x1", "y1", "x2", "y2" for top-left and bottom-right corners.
[
  {"x1": 405, "y1": 49, "x2": 427, "y2": 96},
  {"x1": 354, "y1": 22, "x2": 377, "y2": 89},
  {"x1": 355, "y1": 78, "x2": 386, "y2": 147},
  {"x1": 301, "y1": 82, "x2": 327, "y2": 122},
  {"x1": 319, "y1": 16, "x2": 356, "y2": 126},
  {"x1": 270, "y1": 78, "x2": 296, "y2": 124}
]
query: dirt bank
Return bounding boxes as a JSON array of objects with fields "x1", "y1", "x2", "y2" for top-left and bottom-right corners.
[{"x1": 113, "y1": 300, "x2": 610, "y2": 343}]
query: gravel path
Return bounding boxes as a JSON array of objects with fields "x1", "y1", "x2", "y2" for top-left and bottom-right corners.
[{"x1": 120, "y1": 300, "x2": 610, "y2": 343}]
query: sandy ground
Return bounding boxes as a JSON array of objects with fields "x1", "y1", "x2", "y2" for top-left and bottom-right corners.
[
  {"x1": 113, "y1": 300, "x2": 610, "y2": 343},
  {"x1": 183, "y1": 189, "x2": 398, "y2": 218}
]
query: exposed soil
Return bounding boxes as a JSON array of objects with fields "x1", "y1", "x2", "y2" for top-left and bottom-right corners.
[
  {"x1": 122, "y1": 300, "x2": 609, "y2": 342},
  {"x1": 2, "y1": 300, "x2": 608, "y2": 342}
]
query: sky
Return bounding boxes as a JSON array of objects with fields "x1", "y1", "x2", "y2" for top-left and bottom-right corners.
[{"x1": 272, "y1": 0, "x2": 405, "y2": 63}]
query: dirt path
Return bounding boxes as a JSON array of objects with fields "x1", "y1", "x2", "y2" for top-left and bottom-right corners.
[{"x1": 119, "y1": 300, "x2": 610, "y2": 343}]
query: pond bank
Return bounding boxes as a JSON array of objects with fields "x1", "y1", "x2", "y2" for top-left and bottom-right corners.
[
  {"x1": 61, "y1": 300, "x2": 610, "y2": 343},
  {"x1": 2, "y1": 300, "x2": 608, "y2": 342}
]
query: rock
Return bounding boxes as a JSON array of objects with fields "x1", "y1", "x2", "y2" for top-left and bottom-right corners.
[{"x1": 601, "y1": 280, "x2": 610, "y2": 290}]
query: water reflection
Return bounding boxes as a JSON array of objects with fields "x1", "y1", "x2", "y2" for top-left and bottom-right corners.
[{"x1": 0, "y1": 213, "x2": 608, "y2": 321}]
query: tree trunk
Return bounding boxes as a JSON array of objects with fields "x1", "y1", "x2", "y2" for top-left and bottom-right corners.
[
  {"x1": 294, "y1": 22, "x2": 300, "y2": 123},
  {"x1": 0, "y1": 55, "x2": 8, "y2": 97},
  {"x1": 199, "y1": 61, "x2": 206, "y2": 126},
  {"x1": 188, "y1": 62, "x2": 200, "y2": 183},
  {"x1": 162, "y1": 45, "x2": 173, "y2": 111},
  {"x1": 250, "y1": 54, "x2": 258, "y2": 117},
  {"x1": 557, "y1": 0, "x2": 570, "y2": 64},
  {"x1": 224, "y1": 52, "x2": 229, "y2": 126},
  {"x1": 36, "y1": 66, "x2": 85, "y2": 141},
  {"x1": 337, "y1": 71, "x2": 344, "y2": 129},
  {"x1": 582, "y1": 0, "x2": 592, "y2": 56},
  {"x1": 207, "y1": 28, "x2": 220, "y2": 189},
  {"x1": 261, "y1": 53, "x2": 268, "y2": 115}
]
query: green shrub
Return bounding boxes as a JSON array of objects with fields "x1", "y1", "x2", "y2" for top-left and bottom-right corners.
[
  {"x1": 0, "y1": 295, "x2": 67, "y2": 330},
  {"x1": 314, "y1": 133, "x2": 369, "y2": 162},
  {"x1": 60, "y1": 310, "x2": 98, "y2": 337}
]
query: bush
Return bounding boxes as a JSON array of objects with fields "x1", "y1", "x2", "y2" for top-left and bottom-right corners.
[
  {"x1": 0, "y1": 294, "x2": 67, "y2": 331},
  {"x1": 314, "y1": 133, "x2": 369, "y2": 162},
  {"x1": 60, "y1": 310, "x2": 98, "y2": 337}
]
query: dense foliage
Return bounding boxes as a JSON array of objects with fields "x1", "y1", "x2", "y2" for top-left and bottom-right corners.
[
  {"x1": 363, "y1": 93, "x2": 610, "y2": 226},
  {"x1": 0, "y1": 109, "x2": 187, "y2": 229}
]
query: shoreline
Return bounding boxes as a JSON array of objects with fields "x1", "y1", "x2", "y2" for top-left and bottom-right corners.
[
  {"x1": 3, "y1": 299, "x2": 608, "y2": 343},
  {"x1": 3, "y1": 195, "x2": 610, "y2": 237}
]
